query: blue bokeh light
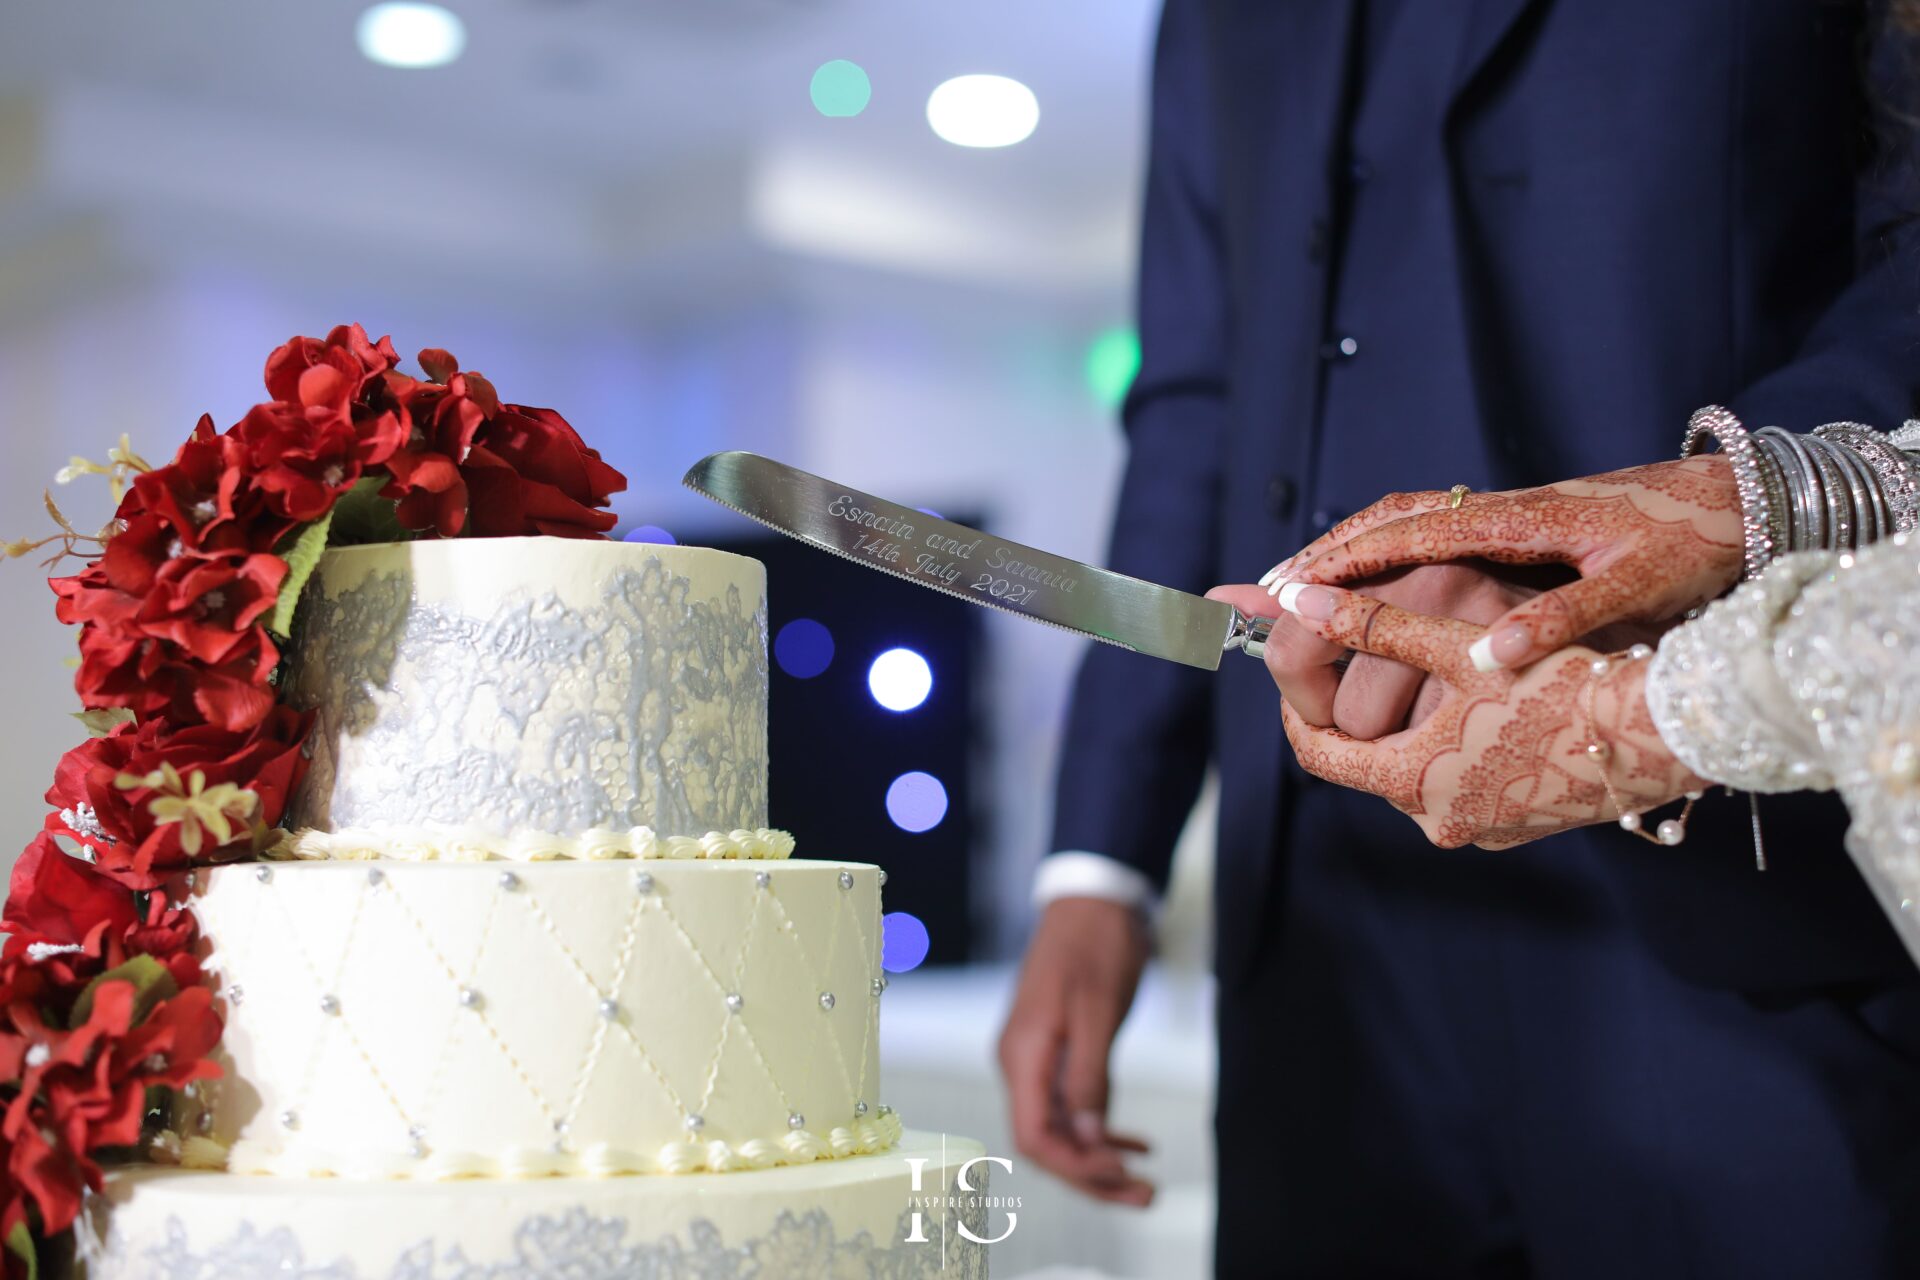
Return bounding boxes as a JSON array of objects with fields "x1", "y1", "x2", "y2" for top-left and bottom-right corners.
[
  {"x1": 885, "y1": 771, "x2": 948, "y2": 833},
  {"x1": 882, "y1": 912, "x2": 931, "y2": 973},
  {"x1": 867, "y1": 648, "x2": 932, "y2": 712},
  {"x1": 623, "y1": 525, "x2": 677, "y2": 545},
  {"x1": 774, "y1": 618, "x2": 835, "y2": 679}
]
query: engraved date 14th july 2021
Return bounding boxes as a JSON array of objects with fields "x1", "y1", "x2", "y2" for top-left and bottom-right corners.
[
  {"x1": 828, "y1": 492, "x2": 1077, "y2": 608},
  {"x1": 851, "y1": 532, "x2": 1042, "y2": 605}
]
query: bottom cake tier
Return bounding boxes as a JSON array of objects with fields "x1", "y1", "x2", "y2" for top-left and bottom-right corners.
[{"x1": 77, "y1": 1130, "x2": 992, "y2": 1279}]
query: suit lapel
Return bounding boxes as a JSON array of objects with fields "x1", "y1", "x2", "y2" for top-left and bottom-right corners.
[{"x1": 1449, "y1": 0, "x2": 1546, "y2": 111}]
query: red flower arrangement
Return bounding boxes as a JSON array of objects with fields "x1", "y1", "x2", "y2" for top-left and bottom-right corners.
[{"x1": 0, "y1": 325, "x2": 627, "y2": 1274}]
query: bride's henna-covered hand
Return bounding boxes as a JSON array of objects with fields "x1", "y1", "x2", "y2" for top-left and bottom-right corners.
[
  {"x1": 1267, "y1": 581, "x2": 1707, "y2": 849},
  {"x1": 1262, "y1": 457, "x2": 1743, "y2": 674}
]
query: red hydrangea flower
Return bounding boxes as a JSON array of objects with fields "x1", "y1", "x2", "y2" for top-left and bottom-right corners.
[
  {"x1": 130, "y1": 552, "x2": 285, "y2": 666},
  {"x1": 264, "y1": 323, "x2": 401, "y2": 405},
  {"x1": 42, "y1": 710, "x2": 310, "y2": 889},
  {"x1": 54, "y1": 547, "x2": 287, "y2": 733},
  {"x1": 2, "y1": 834, "x2": 206, "y2": 999},
  {"x1": 2, "y1": 977, "x2": 219, "y2": 1237},
  {"x1": 231, "y1": 401, "x2": 363, "y2": 523},
  {"x1": 61, "y1": 613, "x2": 280, "y2": 733},
  {"x1": 127, "y1": 416, "x2": 289, "y2": 557}
]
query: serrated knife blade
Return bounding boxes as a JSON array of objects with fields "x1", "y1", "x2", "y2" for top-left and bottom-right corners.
[{"x1": 682, "y1": 451, "x2": 1273, "y2": 670}]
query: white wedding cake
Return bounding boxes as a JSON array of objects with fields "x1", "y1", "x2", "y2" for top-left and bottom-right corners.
[{"x1": 78, "y1": 539, "x2": 990, "y2": 1278}]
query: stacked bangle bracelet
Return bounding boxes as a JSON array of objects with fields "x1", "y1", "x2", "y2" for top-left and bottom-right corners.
[{"x1": 1681, "y1": 406, "x2": 1920, "y2": 576}]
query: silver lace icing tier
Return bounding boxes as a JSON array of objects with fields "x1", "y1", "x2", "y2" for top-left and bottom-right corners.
[
  {"x1": 78, "y1": 1134, "x2": 992, "y2": 1279},
  {"x1": 284, "y1": 538, "x2": 769, "y2": 846}
]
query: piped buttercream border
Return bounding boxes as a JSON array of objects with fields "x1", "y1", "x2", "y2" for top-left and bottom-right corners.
[
  {"x1": 283, "y1": 825, "x2": 797, "y2": 863},
  {"x1": 213, "y1": 1110, "x2": 903, "y2": 1181}
]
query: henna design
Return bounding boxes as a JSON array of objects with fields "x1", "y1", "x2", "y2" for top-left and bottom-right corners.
[
  {"x1": 1277, "y1": 458, "x2": 1742, "y2": 671},
  {"x1": 1279, "y1": 588, "x2": 1702, "y2": 848}
]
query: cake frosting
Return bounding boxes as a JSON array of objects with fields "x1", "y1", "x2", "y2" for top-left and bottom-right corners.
[
  {"x1": 80, "y1": 1131, "x2": 990, "y2": 1278},
  {"x1": 177, "y1": 858, "x2": 894, "y2": 1179},
  {"x1": 285, "y1": 538, "x2": 769, "y2": 858},
  {"x1": 79, "y1": 536, "x2": 986, "y2": 1273}
]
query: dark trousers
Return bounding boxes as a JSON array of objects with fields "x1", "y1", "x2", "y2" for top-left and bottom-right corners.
[{"x1": 1215, "y1": 784, "x2": 1920, "y2": 1279}]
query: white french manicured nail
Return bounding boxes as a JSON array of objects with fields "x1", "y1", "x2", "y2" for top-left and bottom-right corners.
[
  {"x1": 1275, "y1": 581, "x2": 1309, "y2": 614},
  {"x1": 1468, "y1": 634, "x2": 1501, "y2": 673}
]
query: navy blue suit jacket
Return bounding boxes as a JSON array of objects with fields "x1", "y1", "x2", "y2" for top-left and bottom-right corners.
[{"x1": 1054, "y1": 0, "x2": 1920, "y2": 989}]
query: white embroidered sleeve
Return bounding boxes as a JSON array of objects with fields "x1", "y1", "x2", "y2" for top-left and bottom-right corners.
[{"x1": 1646, "y1": 538, "x2": 1920, "y2": 961}]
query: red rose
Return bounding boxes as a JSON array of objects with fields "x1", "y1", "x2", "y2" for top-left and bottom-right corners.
[
  {"x1": 463, "y1": 405, "x2": 624, "y2": 538},
  {"x1": 374, "y1": 349, "x2": 625, "y2": 538},
  {"x1": 42, "y1": 710, "x2": 310, "y2": 888}
]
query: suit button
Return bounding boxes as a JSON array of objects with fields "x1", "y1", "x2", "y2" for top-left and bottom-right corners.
[
  {"x1": 1318, "y1": 335, "x2": 1359, "y2": 361},
  {"x1": 1307, "y1": 218, "x2": 1330, "y2": 264},
  {"x1": 1266, "y1": 475, "x2": 1298, "y2": 519}
]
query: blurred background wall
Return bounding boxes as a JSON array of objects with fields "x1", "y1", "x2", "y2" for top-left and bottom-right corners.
[{"x1": 0, "y1": 3, "x2": 1218, "y2": 1273}]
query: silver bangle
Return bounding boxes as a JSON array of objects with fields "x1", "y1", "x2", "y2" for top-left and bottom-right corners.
[
  {"x1": 1823, "y1": 434, "x2": 1884, "y2": 544},
  {"x1": 1803, "y1": 434, "x2": 1858, "y2": 549},
  {"x1": 1816, "y1": 423, "x2": 1920, "y2": 536},
  {"x1": 1759, "y1": 427, "x2": 1828, "y2": 552},
  {"x1": 1752, "y1": 432, "x2": 1804, "y2": 552},
  {"x1": 1681, "y1": 406, "x2": 1779, "y2": 579}
]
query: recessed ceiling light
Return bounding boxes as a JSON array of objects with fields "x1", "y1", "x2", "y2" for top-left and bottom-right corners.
[
  {"x1": 926, "y1": 74, "x2": 1039, "y2": 149},
  {"x1": 357, "y1": 3, "x2": 467, "y2": 69}
]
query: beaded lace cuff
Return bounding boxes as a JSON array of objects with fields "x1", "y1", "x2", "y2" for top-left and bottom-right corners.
[
  {"x1": 1645, "y1": 556, "x2": 1837, "y2": 794},
  {"x1": 1647, "y1": 538, "x2": 1920, "y2": 960},
  {"x1": 284, "y1": 825, "x2": 796, "y2": 862}
]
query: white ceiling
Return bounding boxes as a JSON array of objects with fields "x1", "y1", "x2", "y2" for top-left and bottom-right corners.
[{"x1": 0, "y1": 0, "x2": 1158, "y2": 305}]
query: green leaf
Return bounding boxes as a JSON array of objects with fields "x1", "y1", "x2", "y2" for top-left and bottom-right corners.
[
  {"x1": 71, "y1": 955, "x2": 175, "y2": 1030},
  {"x1": 71, "y1": 707, "x2": 135, "y2": 737},
  {"x1": 267, "y1": 509, "x2": 335, "y2": 640},
  {"x1": 6, "y1": 1220, "x2": 36, "y2": 1280},
  {"x1": 326, "y1": 476, "x2": 412, "y2": 547}
]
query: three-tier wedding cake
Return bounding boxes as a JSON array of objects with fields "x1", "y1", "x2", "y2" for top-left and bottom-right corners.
[{"x1": 77, "y1": 537, "x2": 989, "y2": 1277}]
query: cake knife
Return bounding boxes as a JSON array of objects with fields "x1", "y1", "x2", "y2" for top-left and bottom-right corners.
[{"x1": 683, "y1": 451, "x2": 1275, "y2": 669}]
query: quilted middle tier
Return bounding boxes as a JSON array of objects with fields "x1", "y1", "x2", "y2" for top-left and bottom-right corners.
[{"x1": 177, "y1": 859, "x2": 899, "y2": 1178}]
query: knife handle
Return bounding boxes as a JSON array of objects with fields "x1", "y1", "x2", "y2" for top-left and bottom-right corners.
[{"x1": 1225, "y1": 611, "x2": 1276, "y2": 660}]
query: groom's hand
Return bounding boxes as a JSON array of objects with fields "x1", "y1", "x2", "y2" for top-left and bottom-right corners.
[
  {"x1": 1212, "y1": 563, "x2": 1541, "y2": 739},
  {"x1": 998, "y1": 898, "x2": 1155, "y2": 1206}
]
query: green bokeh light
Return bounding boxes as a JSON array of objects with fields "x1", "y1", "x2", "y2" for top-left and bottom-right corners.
[
  {"x1": 1085, "y1": 327, "x2": 1141, "y2": 409},
  {"x1": 810, "y1": 60, "x2": 872, "y2": 117}
]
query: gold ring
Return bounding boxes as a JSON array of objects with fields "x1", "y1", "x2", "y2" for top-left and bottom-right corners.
[{"x1": 1447, "y1": 483, "x2": 1470, "y2": 509}]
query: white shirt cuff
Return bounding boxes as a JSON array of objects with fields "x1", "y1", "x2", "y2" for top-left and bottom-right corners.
[{"x1": 1031, "y1": 852, "x2": 1159, "y2": 914}]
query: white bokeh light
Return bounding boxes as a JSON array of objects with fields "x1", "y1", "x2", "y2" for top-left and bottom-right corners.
[
  {"x1": 867, "y1": 647, "x2": 933, "y2": 712},
  {"x1": 926, "y1": 75, "x2": 1040, "y2": 149},
  {"x1": 357, "y1": 3, "x2": 467, "y2": 69}
]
